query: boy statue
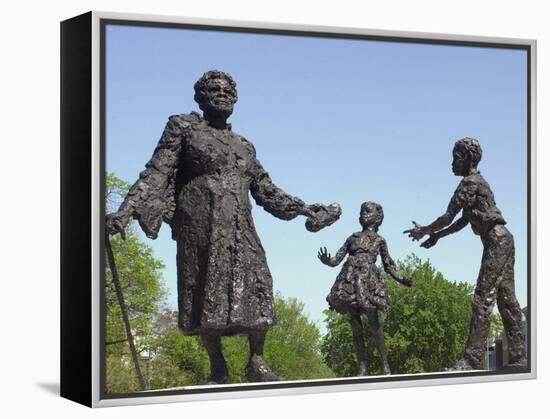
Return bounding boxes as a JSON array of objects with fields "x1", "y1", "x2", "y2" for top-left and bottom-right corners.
[{"x1": 404, "y1": 137, "x2": 527, "y2": 370}]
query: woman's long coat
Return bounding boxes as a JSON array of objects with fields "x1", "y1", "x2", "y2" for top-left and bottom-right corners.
[{"x1": 120, "y1": 112, "x2": 306, "y2": 335}]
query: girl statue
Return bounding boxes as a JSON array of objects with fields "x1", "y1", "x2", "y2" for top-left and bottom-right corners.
[{"x1": 318, "y1": 202, "x2": 412, "y2": 376}]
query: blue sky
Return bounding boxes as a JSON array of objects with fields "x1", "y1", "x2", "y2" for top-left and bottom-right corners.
[{"x1": 105, "y1": 24, "x2": 528, "y2": 333}]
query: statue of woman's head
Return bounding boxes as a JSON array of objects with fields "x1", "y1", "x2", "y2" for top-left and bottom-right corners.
[{"x1": 193, "y1": 70, "x2": 238, "y2": 121}]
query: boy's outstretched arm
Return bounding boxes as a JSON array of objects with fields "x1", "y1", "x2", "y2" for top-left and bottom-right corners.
[
  {"x1": 404, "y1": 184, "x2": 464, "y2": 242},
  {"x1": 420, "y1": 215, "x2": 469, "y2": 248}
]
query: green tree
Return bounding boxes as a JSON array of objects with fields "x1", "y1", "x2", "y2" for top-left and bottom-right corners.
[
  {"x1": 321, "y1": 255, "x2": 474, "y2": 376},
  {"x1": 105, "y1": 173, "x2": 132, "y2": 211},
  {"x1": 145, "y1": 309, "x2": 210, "y2": 389},
  {"x1": 104, "y1": 173, "x2": 168, "y2": 393},
  {"x1": 105, "y1": 235, "x2": 167, "y2": 350},
  {"x1": 488, "y1": 313, "x2": 504, "y2": 340},
  {"x1": 265, "y1": 295, "x2": 334, "y2": 380}
]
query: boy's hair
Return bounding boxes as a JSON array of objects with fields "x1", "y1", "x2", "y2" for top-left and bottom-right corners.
[{"x1": 454, "y1": 137, "x2": 482, "y2": 168}]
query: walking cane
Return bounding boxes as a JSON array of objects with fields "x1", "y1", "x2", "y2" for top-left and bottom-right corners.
[{"x1": 105, "y1": 231, "x2": 146, "y2": 391}]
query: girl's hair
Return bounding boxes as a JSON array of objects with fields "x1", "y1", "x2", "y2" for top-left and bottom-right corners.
[
  {"x1": 453, "y1": 137, "x2": 482, "y2": 168},
  {"x1": 361, "y1": 201, "x2": 384, "y2": 231}
]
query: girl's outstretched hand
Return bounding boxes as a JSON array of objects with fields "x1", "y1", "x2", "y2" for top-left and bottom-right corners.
[{"x1": 318, "y1": 247, "x2": 332, "y2": 266}]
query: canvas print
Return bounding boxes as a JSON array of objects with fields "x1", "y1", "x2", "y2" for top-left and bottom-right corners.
[{"x1": 102, "y1": 21, "x2": 530, "y2": 396}]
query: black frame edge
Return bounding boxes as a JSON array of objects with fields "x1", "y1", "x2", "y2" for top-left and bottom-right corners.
[{"x1": 60, "y1": 11, "x2": 93, "y2": 408}]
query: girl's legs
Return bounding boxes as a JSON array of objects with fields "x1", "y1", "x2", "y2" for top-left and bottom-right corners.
[
  {"x1": 365, "y1": 308, "x2": 391, "y2": 375},
  {"x1": 349, "y1": 309, "x2": 368, "y2": 376}
]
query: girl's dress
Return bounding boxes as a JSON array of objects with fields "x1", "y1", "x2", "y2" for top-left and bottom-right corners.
[{"x1": 327, "y1": 230, "x2": 391, "y2": 314}]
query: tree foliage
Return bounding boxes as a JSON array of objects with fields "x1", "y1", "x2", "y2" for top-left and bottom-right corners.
[
  {"x1": 488, "y1": 313, "x2": 504, "y2": 340},
  {"x1": 104, "y1": 173, "x2": 168, "y2": 393},
  {"x1": 105, "y1": 173, "x2": 132, "y2": 212},
  {"x1": 104, "y1": 235, "x2": 167, "y2": 352},
  {"x1": 321, "y1": 255, "x2": 474, "y2": 376}
]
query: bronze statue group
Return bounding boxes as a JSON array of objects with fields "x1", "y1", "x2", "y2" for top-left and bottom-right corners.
[{"x1": 106, "y1": 70, "x2": 527, "y2": 385}]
